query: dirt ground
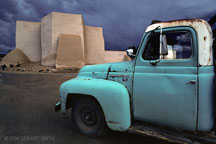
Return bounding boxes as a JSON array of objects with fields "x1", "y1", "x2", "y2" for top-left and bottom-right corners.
[{"x1": 0, "y1": 72, "x2": 170, "y2": 144}]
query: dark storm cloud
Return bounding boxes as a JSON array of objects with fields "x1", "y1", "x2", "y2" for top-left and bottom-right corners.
[
  {"x1": 0, "y1": 0, "x2": 18, "y2": 22},
  {"x1": 0, "y1": 0, "x2": 216, "y2": 54},
  {"x1": 72, "y1": 0, "x2": 216, "y2": 50}
]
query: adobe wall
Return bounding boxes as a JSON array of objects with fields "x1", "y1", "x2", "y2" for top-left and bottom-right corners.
[
  {"x1": 13, "y1": 12, "x2": 129, "y2": 69},
  {"x1": 56, "y1": 34, "x2": 84, "y2": 69},
  {"x1": 104, "y1": 51, "x2": 130, "y2": 63},
  {"x1": 16, "y1": 21, "x2": 41, "y2": 62},
  {"x1": 84, "y1": 26, "x2": 105, "y2": 64},
  {"x1": 41, "y1": 12, "x2": 85, "y2": 66}
]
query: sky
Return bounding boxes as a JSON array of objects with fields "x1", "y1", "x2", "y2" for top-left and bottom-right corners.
[{"x1": 0, "y1": 0, "x2": 216, "y2": 54}]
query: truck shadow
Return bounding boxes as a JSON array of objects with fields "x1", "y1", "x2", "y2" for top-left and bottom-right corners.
[{"x1": 60, "y1": 113, "x2": 171, "y2": 144}]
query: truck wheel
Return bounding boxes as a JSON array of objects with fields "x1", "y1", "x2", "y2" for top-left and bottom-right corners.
[{"x1": 72, "y1": 98, "x2": 107, "y2": 137}]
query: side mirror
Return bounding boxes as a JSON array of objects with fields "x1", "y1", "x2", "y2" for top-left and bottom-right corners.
[
  {"x1": 160, "y1": 34, "x2": 168, "y2": 55},
  {"x1": 126, "y1": 49, "x2": 136, "y2": 60}
]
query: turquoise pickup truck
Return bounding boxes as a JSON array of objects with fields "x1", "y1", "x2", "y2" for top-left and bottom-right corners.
[{"x1": 55, "y1": 19, "x2": 216, "y2": 143}]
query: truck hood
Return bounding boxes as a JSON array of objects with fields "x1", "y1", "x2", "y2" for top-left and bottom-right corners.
[{"x1": 78, "y1": 61, "x2": 134, "y2": 79}]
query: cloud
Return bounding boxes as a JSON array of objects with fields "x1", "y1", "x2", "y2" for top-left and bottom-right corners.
[{"x1": 0, "y1": 0, "x2": 216, "y2": 54}]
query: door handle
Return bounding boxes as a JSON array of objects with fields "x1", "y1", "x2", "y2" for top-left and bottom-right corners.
[
  {"x1": 150, "y1": 59, "x2": 160, "y2": 66},
  {"x1": 186, "y1": 80, "x2": 196, "y2": 84}
]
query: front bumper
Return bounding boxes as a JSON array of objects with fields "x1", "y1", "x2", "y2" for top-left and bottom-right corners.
[{"x1": 55, "y1": 101, "x2": 61, "y2": 112}]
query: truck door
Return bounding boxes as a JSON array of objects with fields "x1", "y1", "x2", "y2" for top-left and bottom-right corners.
[{"x1": 133, "y1": 27, "x2": 198, "y2": 131}]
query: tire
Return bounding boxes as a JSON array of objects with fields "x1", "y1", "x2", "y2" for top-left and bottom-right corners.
[{"x1": 72, "y1": 98, "x2": 107, "y2": 137}]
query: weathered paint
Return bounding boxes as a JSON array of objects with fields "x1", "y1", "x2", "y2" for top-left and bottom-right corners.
[
  {"x1": 133, "y1": 26, "x2": 199, "y2": 131},
  {"x1": 78, "y1": 62, "x2": 113, "y2": 79},
  {"x1": 59, "y1": 77, "x2": 131, "y2": 131},
  {"x1": 78, "y1": 61, "x2": 135, "y2": 96},
  {"x1": 60, "y1": 61, "x2": 135, "y2": 131},
  {"x1": 145, "y1": 23, "x2": 161, "y2": 32},
  {"x1": 145, "y1": 19, "x2": 213, "y2": 66},
  {"x1": 197, "y1": 66, "x2": 214, "y2": 131},
  {"x1": 107, "y1": 61, "x2": 135, "y2": 95},
  {"x1": 58, "y1": 19, "x2": 215, "y2": 134}
]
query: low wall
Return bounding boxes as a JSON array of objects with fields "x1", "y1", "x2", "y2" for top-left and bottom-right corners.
[{"x1": 104, "y1": 51, "x2": 130, "y2": 63}]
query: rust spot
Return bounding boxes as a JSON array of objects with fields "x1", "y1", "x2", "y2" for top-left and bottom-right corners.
[
  {"x1": 157, "y1": 19, "x2": 210, "y2": 31},
  {"x1": 122, "y1": 78, "x2": 128, "y2": 81},
  {"x1": 209, "y1": 44, "x2": 212, "y2": 54},
  {"x1": 209, "y1": 45, "x2": 212, "y2": 63},
  {"x1": 208, "y1": 57, "x2": 211, "y2": 63},
  {"x1": 204, "y1": 36, "x2": 207, "y2": 41},
  {"x1": 159, "y1": 19, "x2": 204, "y2": 24},
  {"x1": 106, "y1": 65, "x2": 112, "y2": 80},
  {"x1": 84, "y1": 78, "x2": 91, "y2": 80},
  {"x1": 110, "y1": 74, "x2": 129, "y2": 78}
]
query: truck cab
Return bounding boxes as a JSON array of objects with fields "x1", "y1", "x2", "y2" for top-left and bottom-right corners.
[{"x1": 55, "y1": 19, "x2": 216, "y2": 143}]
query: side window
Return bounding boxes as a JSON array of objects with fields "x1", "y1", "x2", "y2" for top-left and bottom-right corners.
[{"x1": 143, "y1": 31, "x2": 192, "y2": 60}]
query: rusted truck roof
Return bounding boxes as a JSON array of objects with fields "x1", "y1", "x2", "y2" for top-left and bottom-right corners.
[{"x1": 145, "y1": 19, "x2": 213, "y2": 66}]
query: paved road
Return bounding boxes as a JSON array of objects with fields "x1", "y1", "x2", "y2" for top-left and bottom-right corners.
[{"x1": 0, "y1": 72, "x2": 170, "y2": 144}]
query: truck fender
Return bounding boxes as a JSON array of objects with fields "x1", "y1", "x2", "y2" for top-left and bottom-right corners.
[{"x1": 59, "y1": 77, "x2": 131, "y2": 131}]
